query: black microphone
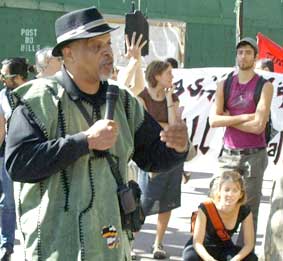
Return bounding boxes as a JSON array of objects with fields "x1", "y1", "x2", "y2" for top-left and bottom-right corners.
[{"x1": 105, "y1": 85, "x2": 119, "y2": 120}]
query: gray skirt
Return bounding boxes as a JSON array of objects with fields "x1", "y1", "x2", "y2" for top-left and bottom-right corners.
[{"x1": 138, "y1": 164, "x2": 183, "y2": 216}]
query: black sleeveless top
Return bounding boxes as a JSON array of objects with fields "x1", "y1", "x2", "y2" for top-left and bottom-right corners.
[{"x1": 200, "y1": 203, "x2": 251, "y2": 247}]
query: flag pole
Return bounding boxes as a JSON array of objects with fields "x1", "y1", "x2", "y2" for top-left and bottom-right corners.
[{"x1": 235, "y1": 0, "x2": 243, "y2": 43}]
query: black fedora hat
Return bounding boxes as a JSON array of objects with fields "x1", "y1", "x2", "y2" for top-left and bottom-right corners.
[{"x1": 52, "y1": 6, "x2": 118, "y2": 57}]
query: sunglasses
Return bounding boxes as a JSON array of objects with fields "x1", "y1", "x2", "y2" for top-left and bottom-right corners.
[{"x1": 0, "y1": 73, "x2": 17, "y2": 81}]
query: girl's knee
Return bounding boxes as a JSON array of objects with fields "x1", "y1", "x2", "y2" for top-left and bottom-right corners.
[
  {"x1": 182, "y1": 245, "x2": 201, "y2": 261},
  {"x1": 244, "y1": 252, "x2": 258, "y2": 261}
]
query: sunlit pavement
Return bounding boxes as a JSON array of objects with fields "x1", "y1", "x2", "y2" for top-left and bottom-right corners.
[
  {"x1": 10, "y1": 171, "x2": 273, "y2": 260},
  {"x1": 133, "y1": 171, "x2": 273, "y2": 260}
]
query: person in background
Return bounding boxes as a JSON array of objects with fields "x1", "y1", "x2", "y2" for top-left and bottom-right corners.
[
  {"x1": 35, "y1": 47, "x2": 62, "y2": 78},
  {"x1": 255, "y1": 58, "x2": 282, "y2": 261},
  {"x1": 4, "y1": 7, "x2": 189, "y2": 260},
  {"x1": 0, "y1": 57, "x2": 34, "y2": 261},
  {"x1": 165, "y1": 57, "x2": 178, "y2": 69},
  {"x1": 256, "y1": 58, "x2": 274, "y2": 72},
  {"x1": 183, "y1": 171, "x2": 258, "y2": 261},
  {"x1": 209, "y1": 37, "x2": 273, "y2": 244},
  {"x1": 165, "y1": 56, "x2": 193, "y2": 184},
  {"x1": 261, "y1": 170, "x2": 283, "y2": 261},
  {"x1": 255, "y1": 58, "x2": 277, "y2": 141},
  {"x1": 137, "y1": 60, "x2": 185, "y2": 259}
]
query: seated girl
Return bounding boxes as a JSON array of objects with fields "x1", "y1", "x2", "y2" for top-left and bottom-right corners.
[{"x1": 183, "y1": 171, "x2": 258, "y2": 261}]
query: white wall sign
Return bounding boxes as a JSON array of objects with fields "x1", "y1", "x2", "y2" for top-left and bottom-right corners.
[{"x1": 20, "y1": 28, "x2": 40, "y2": 53}]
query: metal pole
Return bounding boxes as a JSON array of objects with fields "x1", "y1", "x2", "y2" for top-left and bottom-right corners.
[
  {"x1": 131, "y1": 0, "x2": 135, "y2": 12},
  {"x1": 235, "y1": 0, "x2": 243, "y2": 43},
  {"x1": 138, "y1": 0, "x2": 141, "y2": 10}
]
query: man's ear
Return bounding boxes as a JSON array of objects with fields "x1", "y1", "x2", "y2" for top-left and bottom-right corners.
[
  {"x1": 253, "y1": 54, "x2": 259, "y2": 68},
  {"x1": 14, "y1": 75, "x2": 26, "y2": 86},
  {"x1": 61, "y1": 46, "x2": 74, "y2": 63}
]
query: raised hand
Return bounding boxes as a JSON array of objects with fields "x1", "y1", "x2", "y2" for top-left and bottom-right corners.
[
  {"x1": 165, "y1": 84, "x2": 176, "y2": 96},
  {"x1": 125, "y1": 32, "x2": 147, "y2": 60}
]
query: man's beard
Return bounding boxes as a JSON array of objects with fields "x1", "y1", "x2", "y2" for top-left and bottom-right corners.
[
  {"x1": 99, "y1": 59, "x2": 113, "y2": 82},
  {"x1": 99, "y1": 67, "x2": 113, "y2": 81},
  {"x1": 238, "y1": 63, "x2": 254, "y2": 71},
  {"x1": 99, "y1": 72, "x2": 112, "y2": 82}
]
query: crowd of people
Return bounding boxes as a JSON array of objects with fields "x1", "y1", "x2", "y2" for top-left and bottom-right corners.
[{"x1": 0, "y1": 5, "x2": 281, "y2": 261}]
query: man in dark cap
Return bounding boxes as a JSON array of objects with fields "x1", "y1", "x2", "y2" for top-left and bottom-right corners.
[
  {"x1": 209, "y1": 37, "x2": 273, "y2": 244},
  {"x1": 4, "y1": 6, "x2": 189, "y2": 260}
]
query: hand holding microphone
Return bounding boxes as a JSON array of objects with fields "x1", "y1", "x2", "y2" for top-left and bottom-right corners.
[{"x1": 84, "y1": 85, "x2": 120, "y2": 150}]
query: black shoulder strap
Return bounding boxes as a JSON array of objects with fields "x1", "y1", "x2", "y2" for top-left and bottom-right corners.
[
  {"x1": 74, "y1": 99, "x2": 125, "y2": 186},
  {"x1": 223, "y1": 71, "x2": 234, "y2": 109},
  {"x1": 54, "y1": 73, "x2": 124, "y2": 186},
  {"x1": 254, "y1": 75, "x2": 267, "y2": 105}
]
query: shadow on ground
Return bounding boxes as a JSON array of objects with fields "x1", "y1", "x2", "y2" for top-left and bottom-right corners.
[{"x1": 133, "y1": 223, "x2": 189, "y2": 260}]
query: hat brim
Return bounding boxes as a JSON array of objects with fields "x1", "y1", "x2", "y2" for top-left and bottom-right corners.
[{"x1": 52, "y1": 24, "x2": 118, "y2": 57}]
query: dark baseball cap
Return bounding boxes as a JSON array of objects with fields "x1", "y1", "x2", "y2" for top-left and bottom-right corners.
[{"x1": 236, "y1": 37, "x2": 258, "y2": 54}]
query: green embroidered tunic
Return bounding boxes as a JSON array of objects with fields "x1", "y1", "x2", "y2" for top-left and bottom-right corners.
[{"x1": 12, "y1": 77, "x2": 144, "y2": 261}]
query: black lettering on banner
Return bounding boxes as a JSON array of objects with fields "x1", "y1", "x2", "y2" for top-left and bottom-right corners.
[
  {"x1": 268, "y1": 77, "x2": 275, "y2": 83},
  {"x1": 206, "y1": 90, "x2": 216, "y2": 102},
  {"x1": 212, "y1": 76, "x2": 217, "y2": 82},
  {"x1": 277, "y1": 84, "x2": 283, "y2": 108},
  {"x1": 274, "y1": 131, "x2": 283, "y2": 165},
  {"x1": 173, "y1": 79, "x2": 185, "y2": 97},
  {"x1": 199, "y1": 118, "x2": 210, "y2": 154},
  {"x1": 267, "y1": 143, "x2": 277, "y2": 157},
  {"x1": 198, "y1": 89, "x2": 216, "y2": 101},
  {"x1": 190, "y1": 116, "x2": 199, "y2": 141},
  {"x1": 187, "y1": 78, "x2": 204, "y2": 97}
]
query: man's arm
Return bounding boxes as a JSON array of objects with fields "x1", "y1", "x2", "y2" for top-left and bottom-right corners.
[
  {"x1": 0, "y1": 114, "x2": 5, "y2": 147},
  {"x1": 5, "y1": 104, "x2": 119, "y2": 183},
  {"x1": 209, "y1": 81, "x2": 254, "y2": 128},
  {"x1": 5, "y1": 105, "x2": 90, "y2": 183},
  {"x1": 230, "y1": 212, "x2": 255, "y2": 261},
  {"x1": 165, "y1": 85, "x2": 178, "y2": 125},
  {"x1": 132, "y1": 111, "x2": 188, "y2": 172},
  {"x1": 231, "y1": 81, "x2": 274, "y2": 134}
]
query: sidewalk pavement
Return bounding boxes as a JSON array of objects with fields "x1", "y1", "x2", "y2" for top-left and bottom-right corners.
[
  {"x1": 10, "y1": 171, "x2": 273, "y2": 260},
  {"x1": 133, "y1": 171, "x2": 273, "y2": 260}
]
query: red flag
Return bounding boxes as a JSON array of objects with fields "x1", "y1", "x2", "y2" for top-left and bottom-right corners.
[{"x1": 257, "y1": 32, "x2": 283, "y2": 73}]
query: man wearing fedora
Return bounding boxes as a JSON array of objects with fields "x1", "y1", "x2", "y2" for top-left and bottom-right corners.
[{"x1": 4, "y1": 6, "x2": 189, "y2": 261}]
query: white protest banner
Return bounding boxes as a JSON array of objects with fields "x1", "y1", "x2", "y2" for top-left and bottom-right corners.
[{"x1": 172, "y1": 68, "x2": 283, "y2": 175}]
